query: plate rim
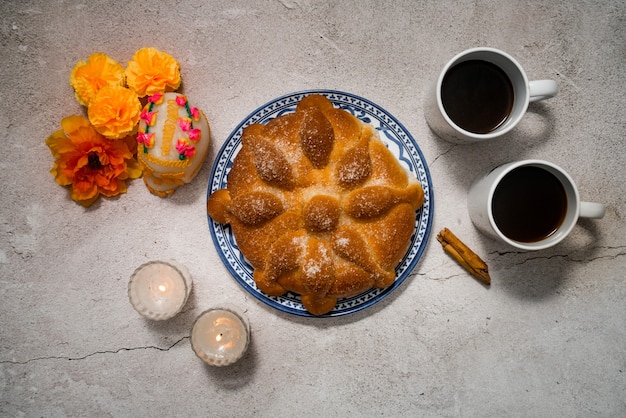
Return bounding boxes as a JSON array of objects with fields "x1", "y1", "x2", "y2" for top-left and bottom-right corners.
[{"x1": 207, "y1": 89, "x2": 434, "y2": 317}]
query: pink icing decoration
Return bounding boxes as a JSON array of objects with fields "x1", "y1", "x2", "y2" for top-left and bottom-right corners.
[
  {"x1": 148, "y1": 93, "x2": 163, "y2": 104},
  {"x1": 137, "y1": 132, "x2": 155, "y2": 148},
  {"x1": 176, "y1": 139, "x2": 196, "y2": 158},
  {"x1": 189, "y1": 128, "x2": 201, "y2": 142},
  {"x1": 140, "y1": 109, "x2": 157, "y2": 126},
  {"x1": 176, "y1": 95, "x2": 187, "y2": 106},
  {"x1": 178, "y1": 117, "x2": 192, "y2": 132}
]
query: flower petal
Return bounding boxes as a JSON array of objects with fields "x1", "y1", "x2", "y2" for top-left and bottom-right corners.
[
  {"x1": 125, "y1": 47, "x2": 181, "y2": 97},
  {"x1": 88, "y1": 85, "x2": 141, "y2": 139},
  {"x1": 61, "y1": 115, "x2": 92, "y2": 136},
  {"x1": 46, "y1": 129, "x2": 74, "y2": 158},
  {"x1": 46, "y1": 113, "x2": 142, "y2": 207},
  {"x1": 69, "y1": 53, "x2": 125, "y2": 107}
]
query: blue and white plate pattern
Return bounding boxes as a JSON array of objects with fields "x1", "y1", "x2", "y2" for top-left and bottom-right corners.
[{"x1": 207, "y1": 90, "x2": 433, "y2": 317}]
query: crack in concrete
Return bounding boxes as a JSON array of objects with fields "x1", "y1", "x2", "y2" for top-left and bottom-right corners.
[
  {"x1": 0, "y1": 336, "x2": 189, "y2": 366},
  {"x1": 427, "y1": 272, "x2": 467, "y2": 282},
  {"x1": 414, "y1": 270, "x2": 475, "y2": 283},
  {"x1": 420, "y1": 247, "x2": 626, "y2": 283},
  {"x1": 429, "y1": 144, "x2": 456, "y2": 167},
  {"x1": 490, "y1": 246, "x2": 626, "y2": 265}
]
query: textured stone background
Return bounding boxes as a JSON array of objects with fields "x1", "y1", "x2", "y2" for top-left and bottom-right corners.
[{"x1": 1, "y1": 1, "x2": 624, "y2": 416}]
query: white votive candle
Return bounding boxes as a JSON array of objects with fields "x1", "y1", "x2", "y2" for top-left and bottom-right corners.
[
  {"x1": 191, "y1": 307, "x2": 250, "y2": 366},
  {"x1": 128, "y1": 260, "x2": 192, "y2": 320}
]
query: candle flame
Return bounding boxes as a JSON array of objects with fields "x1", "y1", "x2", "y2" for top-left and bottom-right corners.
[
  {"x1": 158, "y1": 284, "x2": 168, "y2": 293},
  {"x1": 216, "y1": 333, "x2": 222, "y2": 342}
]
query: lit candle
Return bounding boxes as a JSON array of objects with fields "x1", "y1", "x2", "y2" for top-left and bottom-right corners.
[
  {"x1": 128, "y1": 260, "x2": 192, "y2": 320},
  {"x1": 191, "y1": 307, "x2": 250, "y2": 366}
]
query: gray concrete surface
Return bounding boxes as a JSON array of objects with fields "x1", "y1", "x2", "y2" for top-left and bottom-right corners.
[{"x1": 1, "y1": 1, "x2": 624, "y2": 416}]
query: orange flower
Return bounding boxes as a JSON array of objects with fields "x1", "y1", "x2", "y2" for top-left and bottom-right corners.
[
  {"x1": 69, "y1": 53, "x2": 125, "y2": 106},
  {"x1": 87, "y1": 85, "x2": 141, "y2": 139},
  {"x1": 46, "y1": 115, "x2": 142, "y2": 207},
  {"x1": 125, "y1": 47, "x2": 181, "y2": 97}
]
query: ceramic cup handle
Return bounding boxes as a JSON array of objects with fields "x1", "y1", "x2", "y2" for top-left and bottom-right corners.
[
  {"x1": 580, "y1": 201, "x2": 606, "y2": 219},
  {"x1": 529, "y1": 80, "x2": 558, "y2": 102}
]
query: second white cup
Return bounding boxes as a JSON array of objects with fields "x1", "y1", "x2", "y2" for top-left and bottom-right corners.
[
  {"x1": 425, "y1": 47, "x2": 558, "y2": 143},
  {"x1": 468, "y1": 160, "x2": 605, "y2": 251}
]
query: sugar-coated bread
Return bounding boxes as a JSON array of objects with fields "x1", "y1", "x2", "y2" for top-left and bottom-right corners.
[
  {"x1": 137, "y1": 92, "x2": 210, "y2": 197},
  {"x1": 207, "y1": 95, "x2": 423, "y2": 315}
]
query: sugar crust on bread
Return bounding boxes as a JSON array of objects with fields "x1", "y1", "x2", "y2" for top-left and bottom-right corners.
[{"x1": 207, "y1": 94, "x2": 423, "y2": 315}]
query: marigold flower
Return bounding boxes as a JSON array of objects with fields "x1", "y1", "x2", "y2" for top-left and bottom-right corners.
[
  {"x1": 69, "y1": 53, "x2": 125, "y2": 106},
  {"x1": 87, "y1": 85, "x2": 141, "y2": 139},
  {"x1": 46, "y1": 115, "x2": 142, "y2": 207},
  {"x1": 125, "y1": 47, "x2": 181, "y2": 97}
]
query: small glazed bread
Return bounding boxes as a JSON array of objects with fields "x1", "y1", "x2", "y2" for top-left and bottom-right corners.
[
  {"x1": 137, "y1": 92, "x2": 210, "y2": 197},
  {"x1": 207, "y1": 95, "x2": 423, "y2": 315}
]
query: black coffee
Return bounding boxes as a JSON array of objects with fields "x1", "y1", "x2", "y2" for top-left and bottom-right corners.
[
  {"x1": 441, "y1": 59, "x2": 514, "y2": 134},
  {"x1": 491, "y1": 166, "x2": 567, "y2": 243}
]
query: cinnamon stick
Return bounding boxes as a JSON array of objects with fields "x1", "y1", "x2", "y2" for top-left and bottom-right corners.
[{"x1": 437, "y1": 228, "x2": 491, "y2": 285}]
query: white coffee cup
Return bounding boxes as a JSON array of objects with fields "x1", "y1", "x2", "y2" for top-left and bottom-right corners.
[
  {"x1": 468, "y1": 160, "x2": 605, "y2": 250},
  {"x1": 425, "y1": 47, "x2": 558, "y2": 143}
]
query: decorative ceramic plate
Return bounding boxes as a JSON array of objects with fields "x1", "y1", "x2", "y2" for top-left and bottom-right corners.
[{"x1": 207, "y1": 90, "x2": 433, "y2": 317}]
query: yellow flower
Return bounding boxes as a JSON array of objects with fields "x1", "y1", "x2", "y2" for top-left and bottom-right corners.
[
  {"x1": 125, "y1": 47, "x2": 181, "y2": 97},
  {"x1": 46, "y1": 115, "x2": 142, "y2": 207},
  {"x1": 87, "y1": 85, "x2": 141, "y2": 139},
  {"x1": 69, "y1": 53, "x2": 125, "y2": 106}
]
